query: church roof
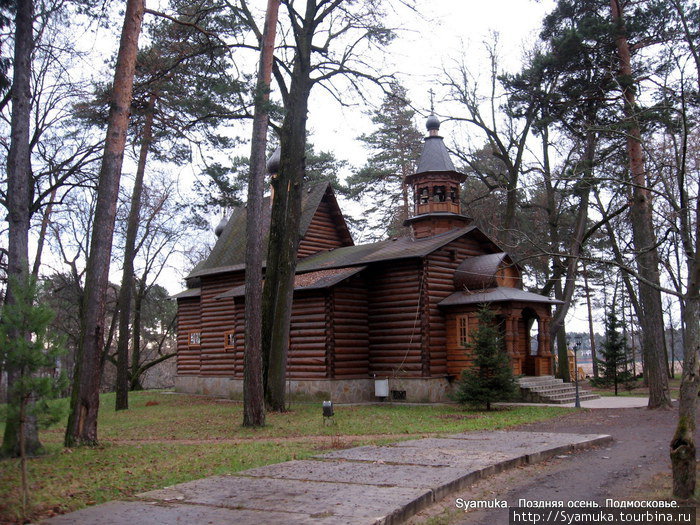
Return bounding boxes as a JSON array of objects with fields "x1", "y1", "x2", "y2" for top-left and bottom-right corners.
[
  {"x1": 415, "y1": 134, "x2": 456, "y2": 173},
  {"x1": 207, "y1": 225, "x2": 493, "y2": 300},
  {"x1": 453, "y1": 253, "x2": 513, "y2": 290},
  {"x1": 171, "y1": 287, "x2": 201, "y2": 299},
  {"x1": 438, "y1": 287, "x2": 563, "y2": 307},
  {"x1": 295, "y1": 225, "x2": 477, "y2": 273},
  {"x1": 188, "y1": 182, "x2": 348, "y2": 279},
  {"x1": 214, "y1": 266, "x2": 367, "y2": 300}
]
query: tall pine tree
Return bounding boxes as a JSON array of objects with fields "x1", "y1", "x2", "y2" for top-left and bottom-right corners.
[{"x1": 346, "y1": 82, "x2": 422, "y2": 240}]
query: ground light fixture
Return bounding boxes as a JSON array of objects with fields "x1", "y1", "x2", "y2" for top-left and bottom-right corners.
[{"x1": 323, "y1": 400, "x2": 335, "y2": 426}]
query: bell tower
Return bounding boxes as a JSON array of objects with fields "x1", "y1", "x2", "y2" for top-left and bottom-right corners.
[{"x1": 404, "y1": 115, "x2": 470, "y2": 238}]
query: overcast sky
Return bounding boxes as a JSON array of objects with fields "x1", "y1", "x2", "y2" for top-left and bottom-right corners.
[
  {"x1": 128, "y1": 0, "x2": 596, "y2": 334},
  {"x1": 308, "y1": 0, "x2": 556, "y2": 163},
  {"x1": 302, "y1": 0, "x2": 599, "y2": 334}
]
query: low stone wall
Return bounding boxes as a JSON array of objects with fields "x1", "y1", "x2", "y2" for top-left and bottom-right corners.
[{"x1": 174, "y1": 375, "x2": 455, "y2": 403}]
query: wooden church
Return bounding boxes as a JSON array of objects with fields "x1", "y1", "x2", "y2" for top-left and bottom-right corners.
[{"x1": 174, "y1": 116, "x2": 559, "y2": 402}]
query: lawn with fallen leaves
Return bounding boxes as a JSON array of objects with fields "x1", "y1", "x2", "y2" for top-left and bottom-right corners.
[{"x1": 0, "y1": 391, "x2": 572, "y2": 523}]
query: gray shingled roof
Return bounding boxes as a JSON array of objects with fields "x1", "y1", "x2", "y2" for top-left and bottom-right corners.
[
  {"x1": 178, "y1": 227, "x2": 480, "y2": 299},
  {"x1": 188, "y1": 182, "x2": 344, "y2": 279},
  {"x1": 171, "y1": 287, "x2": 201, "y2": 299},
  {"x1": 294, "y1": 226, "x2": 477, "y2": 273},
  {"x1": 438, "y1": 287, "x2": 563, "y2": 307},
  {"x1": 214, "y1": 266, "x2": 366, "y2": 300},
  {"x1": 416, "y1": 135, "x2": 456, "y2": 173}
]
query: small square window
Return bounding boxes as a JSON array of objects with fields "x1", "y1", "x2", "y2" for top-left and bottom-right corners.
[
  {"x1": 224, "y1": 330, "x2": 235, "y2": 350},
  {"x1": 189, "y1": 331, "x2": 201, "y2": 347}
]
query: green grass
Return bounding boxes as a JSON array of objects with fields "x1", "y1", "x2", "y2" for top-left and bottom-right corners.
[{"x1": 0, "y1": 391, "x2": 572, "y2": 523}]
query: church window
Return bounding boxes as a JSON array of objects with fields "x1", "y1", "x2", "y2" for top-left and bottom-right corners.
[
  {"x1": 457, "y1": 315, "x2": 469, "y2": 346},
  {"x1": 419, "y1": 186, "x2": 429, "y2": 204},
  {"x1": 449, "y1": 186, "x2": 458, "y2": 202},
  {"x1": 188, "y1": 331, "x2": 201, "y2": 347},
  {"x1": 224, "y1": 329, "x2": 235, "y2": 350},
  {"x1": 433, "y1": 185, "x2": 446, "y2": 202}
]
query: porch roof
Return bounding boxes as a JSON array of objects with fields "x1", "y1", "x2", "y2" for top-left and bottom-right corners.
[{"x1": 438, "y1": 286, "x2": 563, "y2": 307}]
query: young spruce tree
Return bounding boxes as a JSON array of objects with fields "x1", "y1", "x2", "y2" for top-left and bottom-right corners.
[
  {"x1": 452, "y1": 306, "x2": 516, "y2": 410},
  {"x1": 0, "y1": 277, "x2": 66, "y2": 515},
  {"x1": 595, "y1": 310, "x2": 633, "y2": 395}
]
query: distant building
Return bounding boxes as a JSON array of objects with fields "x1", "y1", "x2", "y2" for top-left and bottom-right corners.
[{"x1": 174, "y1": 116, "x2": 560, "y2": 402}]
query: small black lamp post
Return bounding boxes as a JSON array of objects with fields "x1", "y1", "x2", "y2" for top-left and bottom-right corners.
[{"x1": 574, "y1": 335, "x2": 582, "y2": 408}]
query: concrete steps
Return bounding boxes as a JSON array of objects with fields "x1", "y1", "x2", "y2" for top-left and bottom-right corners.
[{"x1": 518, "y1": 375, "x2": 600, "y2": 404}]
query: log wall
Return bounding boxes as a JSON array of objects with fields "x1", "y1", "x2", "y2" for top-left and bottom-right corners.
[
  {"x1": 232, "y1": 297, "x2": 246, "y2": 378},
  {"x1": 176, "y1": 297, "x2": 201, "y2": 375},
  {"x1": 198, "y1": 272, "x2": 243, "y2": 376},
  {"x1": 331, "y1": 275, "x2": 369, "y2": 378},
  {"x1": 367, "y1": 260, "x2": 423, "y2": 377},
  {"x1": 496, "y1": 265, "x2": 521, "y2": 288},
  {"x1": 298, "y1": 197, "x2": 351, "y2": 258},
  {"x1": 444, "y1": 310, "x2": 483, "y2": 376},
  {"x1": 288, "y1": 291, "x2": 329, "y2": 378},
  {"x1": 426, "y1": 235, "x2": 491, "y2": 376}
]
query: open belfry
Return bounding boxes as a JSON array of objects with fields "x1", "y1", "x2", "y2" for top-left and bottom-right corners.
[{"x1": 174, "y1": 115, "x2": 560, "y2": 401}]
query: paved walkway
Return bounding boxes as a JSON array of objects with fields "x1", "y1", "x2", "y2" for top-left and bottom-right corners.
[
  {"x1": 500, "y1": 396, "x2": 652, "y2": 409},
  {"x1": 43, "y1": 430, "x2": 611, "y2": 525},
  {"x1": 409, "y1": 403, "x2": 684, "y2": 524}
]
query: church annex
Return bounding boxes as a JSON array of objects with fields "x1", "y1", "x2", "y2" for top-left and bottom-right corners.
[{"x1": 174, "y1": 116, "x2": 560, "y2": 402}]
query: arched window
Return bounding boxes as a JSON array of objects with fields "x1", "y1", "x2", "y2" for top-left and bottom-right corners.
[
  {"x1": 419, "y1": 186, "x2": 429, "y2": 204},
  {"x1": 433, "y1": 185, "x2": 446, "y2": 202}
]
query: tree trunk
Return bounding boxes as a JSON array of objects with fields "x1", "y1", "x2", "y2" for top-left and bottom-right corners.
[
  {"x1": 671, "y1": 269, "x2": 699, "y2": 499},
  {"x1": 262, "y1": 1, "x2": 314, "y2": 412},
  {"x1": 549, "y1": 130, "x2": 596, "y2": 380},
  {"x1": 31, "y1": 187, "x2": 57, "y2": 279},
  {"x1": 540, "y1": 126, "x2": 569, "y2": 381},
  {"x1": 243, "y1": 0, "x2": 279, "y2": 428},
  {"x1": 263, "y1": 78, "x2": 311, "y2": 411},
  {"x1": 668, "y1": 0, "x2": 700, "y2": 498},
  {"x1": 130, "y1": 283, "x2": 144, "y2": 391},
  {"x1": 65, "y1": 0, "x2": 144, "y2": 447},
  {"x1": 610, "y1": 0, "x2": 671, "y2": 410},
  {"x1": 2, "y1": 0, "x2": 42, "y2": 459},
  {"x1": 115, "y1": 93, "x2": 156, "y2": 411},
  {"x1": 19, "y1": 394, "x2": 29, "y2": 516},
  {"x1": 583, "y1": 261, "x2": 598, "y2": 378}
]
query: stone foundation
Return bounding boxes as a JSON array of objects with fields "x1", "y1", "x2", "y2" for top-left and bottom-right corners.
[{"x1": 174, "y1": 375, "x2": 455, "y2": 403}]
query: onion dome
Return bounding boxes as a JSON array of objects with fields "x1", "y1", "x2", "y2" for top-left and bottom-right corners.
[
  {"x1": 266, "y1": 146, "x2": 281, "y2": 175},
  {"x1": 214, "y1": 216, "x2": 227, "y2": 237},
  {"x1": 426, "y1": 114, "x2": 440, "y2": 133}
]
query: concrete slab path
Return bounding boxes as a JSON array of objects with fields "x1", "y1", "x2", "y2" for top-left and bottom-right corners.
[
  {"x1": 42, "y1": 430, "x2": 611, "y2": 525},
  {"x1": 499, "y1": 396, "x2": 653, "y2": 409}
]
